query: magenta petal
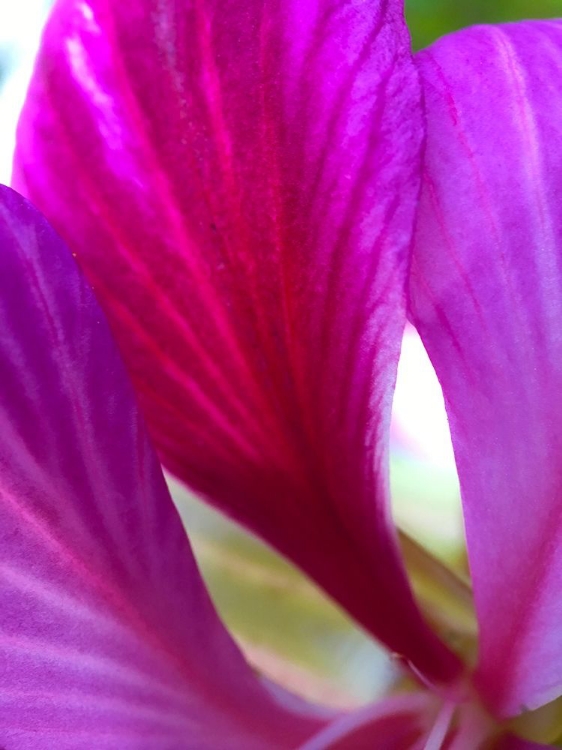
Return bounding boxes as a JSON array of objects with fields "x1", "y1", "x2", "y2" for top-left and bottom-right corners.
[
  {"x1": 14, "y1": 0, "x2": 458, "y2": 680},
  {"x1": 410, "y1": 21, "x2": 562, "y2": 716},
  {"x1": 0, "y1": 186, "x2": 326, "y2": 747}
]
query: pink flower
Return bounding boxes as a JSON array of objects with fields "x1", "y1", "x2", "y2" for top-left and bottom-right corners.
[{"x1": 4, "y1": 0, "x2": 562, "y2": 745}]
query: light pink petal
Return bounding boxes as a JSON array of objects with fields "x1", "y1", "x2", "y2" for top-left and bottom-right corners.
[
  {"x1": 0, "y1": 186, "x2": 327, "y2": 748},
  {"x1": 410, "y1": 21, "x2": 562, "y2": 716},
  {"x1": 14, "y1": 0, "x2": 459, "y2": 681}
]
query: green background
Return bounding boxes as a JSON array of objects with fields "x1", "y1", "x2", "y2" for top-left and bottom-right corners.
[{"x1": 406, "y1": 0, "x2": 561, "y2": 50}]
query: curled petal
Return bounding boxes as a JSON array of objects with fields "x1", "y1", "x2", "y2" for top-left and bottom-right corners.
[
  {"x1": 0, "y1": 187, "x2": 325, "y2": 747},
  {"x1": 14, "y1": 0, "x2": 458, "y2": 680},
  {"x1": 410, "y1": 21, "x2": 562, "y2": 716}
]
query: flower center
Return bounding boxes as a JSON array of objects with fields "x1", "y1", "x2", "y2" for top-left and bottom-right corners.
[{"x1": 423, "y1": 691, "x2": 562, "y2": 747}]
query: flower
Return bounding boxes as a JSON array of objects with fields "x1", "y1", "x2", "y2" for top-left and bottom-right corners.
[
  {"x1": 6, "y1": 0, "x2": 562, "y2": 746},
  {"x1": 0, "y1": 185, "x2": 332, "y2": 748}
]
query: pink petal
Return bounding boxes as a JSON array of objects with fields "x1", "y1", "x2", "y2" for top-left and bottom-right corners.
[
  {"x1": 410, "y1": 21, "x2": 562, "y2": 716},
  {"x1": 0, "y1": 186, "x2": 327, "y2": 747},
  {"x1": 299, "y1": 693, "x2": 435, "y2": 750},
  {"x1": 14, "y1": 0, "x2": 459, "y2": 681}
]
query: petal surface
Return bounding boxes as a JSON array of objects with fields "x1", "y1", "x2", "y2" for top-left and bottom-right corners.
[
  {"x1": 497, "y1": 739, "x2": 551, "y2": 750},
  {"x1": 410, "y1": 21, "x2": 562, "y2": 715},
  {"x1": 14, "y1": 0, "x2": 458, "y2": 679},
  {"x1": 0, "y1": 186, "x2": 326, "y2": 748},
  {"x1": 299, "y1": 693, "x2": 435, "y2": 750}
]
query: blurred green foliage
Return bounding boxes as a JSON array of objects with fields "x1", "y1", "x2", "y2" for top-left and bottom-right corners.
[
  {"x1": 171, "y1": 478, "x2": 393, "y2": 708},
  {"x1": 406, "y1": 0, "x2": 561, "y2": 50}
]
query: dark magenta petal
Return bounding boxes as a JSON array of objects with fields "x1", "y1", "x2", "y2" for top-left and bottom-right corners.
[
  {"x1": 0, "y1": 186, "x2": 326, "y2": 747},
  {"x1": 496, "y1": 739, "x2": 551, "y2": 750},
  {"x1": 410, "y1": 21, "x2": 562, "y2": 716},
  {"x1": 14, "y1": 0, "x2": 459, "y2": 681}
]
